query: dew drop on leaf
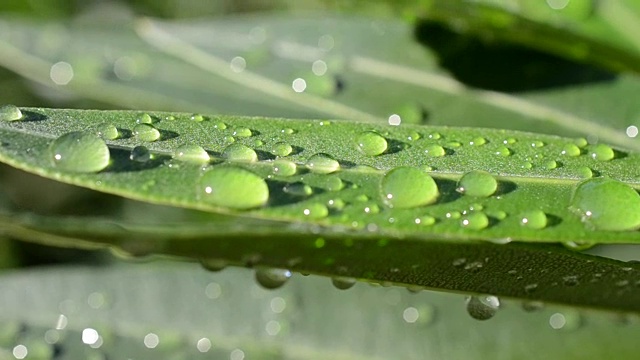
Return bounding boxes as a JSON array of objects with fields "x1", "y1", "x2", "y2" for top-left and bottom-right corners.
[
  {"x1": 130, "y1": 145, "x2": 151, "y2": 162},
  {"x1": 590, "y1": 144, "x2": 615, "y2": 161},
  {"x1": 519, "y1": 210, "x2": 547, "y2": 229},
  {"x1": 574, "y1": 138, "x2": 588, "y2": 147},
  {"x1": 255, "y1": 268, "x2": 292, "y2": 289},
  {"x1": 303, "y1": 203, "x2": 329, "y2": 219},
  {"x1": 281, "y1": 128, "x2": 295, "y2": 135},
  {"x1": 233, "y1": 128, "x2": 252, "y2": 138},
  {"x1": 456, "y1": 170, "x2": 498, "y2": 197},
  {"x1": 415, "y1": 215, "x2": 436, "y2": 225},
  {"x1": 407, "y1": 131, "x2": 421, "y2": 141},
  {"x1": 320, "y1": 175, "x2": 344, "y2": 192},
  {"x1": 380, "y1": 167, "x2": 439, "y2": 208},
  {"x1": 223, "y1": 143, "x2": 257, "y2": 162},
  {"x1": 424, "y1": 144, "x2": 445, "y2": 157},
  {"x1": 190, "y1": 113, "x2": 205, "y2": 122},
  {"x1": 503, "y1": 138, "x2": 517, "y2": 145},
  {"x1": 495, "y1": 146, "x2": 511, "y2": 157},
  {"x1": 561, "y1": 143, "x2": 581, "y2": 157},
  {"x1": 331, "y1": 277, "x2": 356, "y2": 290},
  {"x1": 96, "y1": 123, "x2": 119, "y2": 140},
  {"x1": 200, "y1": 259, "x2": 227, "y2": 272},
  {"x1": 569, "y1": 178, "x2": 640, "y2": 231},
  {"x1": 562, "y1": 241, "x2": 595, "y2": 251},
  {"x1": 460, "y1": 212, "x2": 489, "y2": 230},
  {"x1": 271, "y1": 142, "x2": 293, "y2": 157},
  {"x1": 469, "y1": 137, "x2": 487, "y2": 146},
  {"x1": 133, "y1": 123, "x2": 160, "y2": 142},
  {"x1": 283, "y1": 183, "x2": 313, "y2": 197},
  {"x1": 531, "y1": 140, "x2": 545, "y2": 148},
  {"x1": 213, "y1": 121, "x2": 227, "y2": 130},
  {"x1": 136, "y1": 113, "x2": 153, "y2": 124},
  {"x1": 466, "y1": 295, "x2": 500, "y2": 321},
  {"x1": 428, "y1": 132, "x2": 441, "y2": 140},
  {"x1": 576, "y1": 166, "x2": 593, "y2": 179},
  {"x1": 198, "y1": 166, "x2": 269, "y2": 210},
  {"x1": 0, "y1": 104, "x2": 22, "y2": 121},
  {"x1": 50, "y1": 132, "x2": 110, "y2": 172},
  {"x1": 544, "y1": 160, "x2": 558, "y2": 170},
  {"x1": 356, "y1": 131, "x2": 387, "y2": 156},
  {"x1": 306, "y1": 154, "x2": 340, "y2": 174},
  {"x1": 173, "y1": 144, "x2": 210, "y2": 163},
  {"x1": 272, "y1": 159, "x2": 297, "y2": 176},
  {"x1": 446, "y1": 141, "x2": 461, "y2": 148}
]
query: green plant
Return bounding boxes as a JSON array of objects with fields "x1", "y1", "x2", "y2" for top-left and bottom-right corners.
[{"x1": 1, "y1": 1, "x2": 640, "y2": 359}]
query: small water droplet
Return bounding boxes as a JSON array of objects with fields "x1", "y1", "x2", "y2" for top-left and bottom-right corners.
[
  {"x1": 576, "y1": 166, "x2": 593, "y2": 178},
  {"x1": 522, "y1": 162, "x2": 533, "y2": 169},
  {"x1": 233, "y1": 128, "x2": 253, "y2": 138},
  {"x1": 363, "y1": 203, "x2": 380, "y2": 214},
  {"x1": 424, "y1": 144, "x2": 445, "y2": 157},
  {"x1": 415, "y1": 215, "x2": 436, "y2": 225},
  {"x1": 0, "y1": 104, "x2": 22, "y2": 121},
  {"x1": 255, "y1": 268, "x2": 291, "y2": 289},
  {"x1": 224, "y1": 136, "x2": 236, "y2": 143},
  {"x1": 133, "y1": 123, "x2": 160, "y2": 142},
  {"x1": 495, "y1": 146, "x2": 511, "y2": 157},
  {"x1": 173, "y1": 144, "x2": 210, "y2": 163},
  {"x1": 130, "y1": 145, "x2": 151, "y2": 162},
  {"x1": 520, "y1": 210, "x2": 547, "y2": 229},
  {"x1": 466, "y1": 295, "x2": 500, "y2": 321},
  {"x1": 283, "y1": 183, "x2": 313, "y2": 197},
  {"x1": 96, "y1": 123, "x2": 119, "y2": 140},
  {"x1": 575, "y1": 138, "x2": 588, "y2": 147},
  {"x1": 272, "y1": 159, "x2": 297, "y2": 176},
  {"x1": 446, "y1": 141, "x2": 461, "y2": 148},
  {"x1": 562, "y1": 241, "x2": 595, "y2": 251},
  {"x1": 302, "y1": 203, "x2": 329, "y2": 219},
  {"x1": 429, "y1": 132, "x2": 441, "y2": 140},
  {"x1": 223, "y1": 143, "x2": 258, "y2": 162},
  {"x1": 381, "y1": 167, "x2": 439, "y2": 208},
  {"x1": 281, "y1": 128, "x2": 295, "y2": 135},
  {"x1": 461, "y1": 212, "x2": 489, "y2": 230},
  {"x1": 503, "y1": 138, "x2": 517, "y2": 144},
  {"x1": 356, "y1": 131, "x2": 387, "y2": 156},
  {"x1": 446, "y1": 211, "x2": 461, "y2": 219},
  {"x1": 590, "y1": 144, "x2": 615, "y2": 161},
  {"x1": 457, "y1": 171, "x2": 498, "y2": 197},
  {"x1": 544, "y1": 160, "x2": 558, "y2": 169},
  {"x1": 136, "y1": 113, "x2": 153, "y2": 124},
  {"x1": 50, "y1": 132, "x2": 110, "y2": 172},
  {"x1": 531, "y1": 140, "x2": 545, "y2": 148},
  {"x1": 306, "y1": 154, "x2": 340, "y2": 174},
  {"x1": 321, "y1": 175, "x2": 344, "y2": 191},
  {"x1": 569, "y1": 178, "x2": 640, "y2": 231},
  {"x1": 331, "y1": 277, "x2": 356, "y2": 290},
  {"x1": 214, "y1": 121, "x2": 227, "y2": 130},
  {"x1": 164, "y1": 115, "x2": 175, "y2": 121},
  {"x1": 198, "y1": 166, "x2": 269, "y2": 210},
  {"x1": 469, "y1": 137, "x2": 487, "y2": 146},
  {"x1": 200, "y1": 259, "x2": 227, "y2": 272},
  {"x1": 327, "y1": 198, "x2": 345, "y2": 210},
  {"x1": 561, "y1": 143, "x2": 581, "y2": 157},
  {"x1": 190, "y1": 114, "x2": 205, "y2": 122},
  {"x1": 407, "y1": 131, "x2": 421, "y2": 141},
  {"x1": 271, "y1": 142, "x2": 293, "y2": 157}
]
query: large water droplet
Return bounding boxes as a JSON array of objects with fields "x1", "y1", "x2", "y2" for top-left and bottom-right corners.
[
  {"x1": 590, "y1": 144, "x2": 615, "y2": 161},
  {"x1": 331, "y1": 277, "x2": 356, "y2": 290},
  {"x1": 223, "y1": 143, "x2": 258, "y2": 162},
  {"x1": 136, "y1": 113, "x2": 153, "y2": 124},
  {"x1": 272, "y1": 159, "x2": 297, "y2": 176},
  {"x1": 424, "y1": 144, "x2": 445, "y2": 157},
  {"x1": 461, "y1": 212, "x2": 489, "y2": 230},
  {"x1": 569, "y1": 178, "x2": 640, "y2": 231},
  {"x1": 381, "y1": 167, "x2": 439, "y2": 208},
  {"x1": 50, "y1": 132, "x2": 110, "y2": 172},
  {"x1": 520, "y1": 210, "x2": 547, "y2": 229},
  {"x1": 466, "y1": 295, "x2": 500, "y2": 321},
  {"x1": 457, "y1": 171, "x2": 497, "y2": 197},
  {"x1": 255, "y1": 268, "x2": 291, "y2": 289},
  {"x1": 96, "y1": 123, "x2": 119, "y2": 140},
  {"x1": 356, "y1": 131, "x2": 387, "y2": 156},
  {"x1": 306, "y1": 154, "x2": 340, "y2": 174},
  {"x1": 0, "y1": 104, "x2": 22, "y2": 121},
  {"x1": 271, "y1": 142, "x2": 293, "y2": 157},
  {"x1": 133, "y1": 124, "x2": 160, "y2": 142},
  {"x1": 198, "y1": 166, "x2": 269, "y2": 210},
  {"x1": 173, "y1": 144, "x2": 210, "y2": 163},
  {"x1": 130, "y1": 145, "x2": 151, "y2": 162}
]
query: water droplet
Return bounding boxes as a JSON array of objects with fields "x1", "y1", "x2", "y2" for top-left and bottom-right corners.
[
  {"x1": 446, "y1": 211, "x2": 461, "y2": 219},
  {"x1": 331, "y1": 277, "x2": 356, "y2": 290},
  {"x1": 503, "y1": 138, "x2": 517, "y2": 144},
  {"x1": 136, "y1": 113, "x2": 153, "y2": 124},
  {"x1": 576, "y1": 166, "x2": 593, "y2": 178},
  {"x1": 461, "y1": 212, "x2": 489, "y2": 230},
  {"x1": 130, "y1": 145, "x2": 151, "y2": 162},
  {"x1": 428, "y1": 132, "x2": 441, "y2": 140},
  {"x1": 381, "y1": 167, "x2": 439, "y2": 208},
  {"x1": 200, "y1": 259, "x2": 227, "y2": 272},
  {"x1": 133, "y1": 124, "x2": 160, "y2": 142},
  {"x1": 198, "y1": 166, "x2": 269, "y2": 210},
  {"x1": 223, "y1": 143, "x2": 258, "y2": 162},
  {"x1": 531, "y1": 140, "x2": 545, "y2": 148},
  {"x1": 214, "y1": 121, "x2": 227, "y2": 130},
  {"x1": 407, "y1": 131, "x2": 421, "y2": 141},
  {"x1": 96, "y1": 123, "x2": 119, "y2": 140},
  {"x1": 562, "y1": 241, "x2": 595, "y2": 251},
  {"x1": 190, "y1": 114, "x2": 205, "y2": 122},
  {"x1": 569, "y1": 178, "x2": 640, "y2": 231},
  {"x1": 255, "y1": 268, "x2": 291, "y2": 289},
  {"x1": 363, "y1": 203, "x2": 380, "y2": 214},
  {"x1": 469, "y1": 137, "x2": 487, "y2": 146},
  {"x1": 306, "y1": 154, "x2": 340, "y2": 174},
  {"x1": 495, "y1": 146, "x2": 511, "y2": 157},
  {"x1": 281, "y1": 128, "x2": 295, "y2": 135},
  {"x1": 303, "y1": 203, "x2": 329, "y2": 219},
  {"x1": 466, "y1": 295, "x2": 500, "y2": 321},
  {"x1": 561, "y1": 143, "x2": 581, "y2": 156},
  {"x1": 446, "y1": 141, "x2": 461, "y2": 148},
  {"x1": 321, "y1": 175, "x2": 344, "y2": 191},
  {"x1": 272, "y1": 159, "x2": 297, "y2": 176},
  {"x1": 173, "y1": 144, "x2": 210, "y2": 163},
  {"x1": 283, "y1": 183, "x2": 313, "y2": 197},
  {"x1": 521, "y1": 162, "x2": 533, "y2": 169},
  {"x1": 271, "y1": 142, "x2": 293, "y2": 157},
  {"x1": 590, "y1": 144, "x2": 615, "y2": 161},
  {"x1": 327, "y1": 198, "x2": 345, "y2": 210},
  {"x1": 224, "y1": 136, "x2": 236, "y2": 143},
  {"x1": 0, "y1": 104, "x2": 22, "y2": 121},
  {"x1": 50, "y1": 132, "x2": 110, "y2": 172},
  {"x1": 164, "y1": 115, "x2": 175, "y2": 121},
  {"x1": 424, "y1": 144, "x2": 445, "y2": 157},
  {"x1": 457, "y1": 171, "x2": 498, "y2": 197},
  {"x1": 575, "y1": 138, "x2": 588, "y2": 147},
  {"x1": 415, "y1": 215, "x2": 436, "y2": 225},
  {"x1": 356, "y1": 131, "x2": 387, "y2": 156},
  {"x1": 544, "y1": 160, "x2": 558, "y2": 169},
  {"x1": 233, "y1": 128, "x2": 252, "y2": 138},
  {"x1": 520, "y1": 210, "x2": 547, "y2": 229}
]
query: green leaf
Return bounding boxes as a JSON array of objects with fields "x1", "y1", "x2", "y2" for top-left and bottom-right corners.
[
  {"x1": 1, "y1": 262, "x2": 639, "y2": 360},
  {"x1": 3, "y1": 107, "x2": 640, "y2": 312}
]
